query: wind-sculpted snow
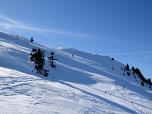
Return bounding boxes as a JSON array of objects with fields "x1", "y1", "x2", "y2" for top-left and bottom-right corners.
[{"x1": 0, "y1": 31, "x2": 152, "y2": 114}]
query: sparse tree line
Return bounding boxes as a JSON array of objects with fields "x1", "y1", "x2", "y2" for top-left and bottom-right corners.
[
  {"x1": 120, "y1": 63, "x2": 152, "y2": 88},
  {"x1": 111, "y1": 57, "x2": 152, "y2": 88},
  {"x1": 30, "y1": 48, "x2": 57, "y2": 77}
]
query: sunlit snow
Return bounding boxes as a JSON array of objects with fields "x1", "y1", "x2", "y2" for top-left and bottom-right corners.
[{"x1": 0, "y1": 31, "x2": 152, "y2": 114}]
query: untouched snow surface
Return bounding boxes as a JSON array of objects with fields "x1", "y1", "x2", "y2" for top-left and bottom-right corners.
[{"x1": 0, "y1": 31, "x2": 152, "y2": 114}]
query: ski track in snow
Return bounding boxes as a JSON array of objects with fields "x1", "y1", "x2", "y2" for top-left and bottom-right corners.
[
  {"x1": 114, "y1": 81, "x2": 145, "y2": 114},
  {"x1": 0, "y1": 31, "x2": 152, "y2": 114}
]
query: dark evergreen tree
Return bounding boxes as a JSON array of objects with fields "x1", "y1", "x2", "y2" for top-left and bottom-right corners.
[
  {"x1": 141, "y1": 81, "x2": 144, "y2": 86},
  {"x1": 30, "y1": 37, "x2": 34, "y2": 42},
  {"x1": 132, "y1": 67, "x2": 135, "y2": 71},
  {"x1": 30, "y1": 48, "x2": 49, "y2": 77},
  {"x1": 148, "y1": 78, "x2": 151, "y2": 84},
  {"x1": 48, "y1": 51, "x2": 57, "y2": 68},
  {"x1": 125, "y1": 63, "x2": 130, "y2": 71},
  {"x1": 132, "y1": 67, "x2": 148, "y2": 85},
  {"x1": 134, "y1": 68, "x2": 145, "y2": 82},
  {"x1": 147, "y1": 78, "x2": 152, "y2": 88}
]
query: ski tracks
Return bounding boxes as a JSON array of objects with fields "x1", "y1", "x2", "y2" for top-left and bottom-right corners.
[{"x1": 113, "y1": 81, "x2": 145, "y2": 114}]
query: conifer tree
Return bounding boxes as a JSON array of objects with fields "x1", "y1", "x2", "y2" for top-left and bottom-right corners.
[
  {"x1": 48, "y1": 51, "x2": 57, "y2": 68},
  {"x1": 30, "y1": 48, "x2": 49, "y2": 77},
  {"x1": 148, "y1": 78, "x2": 152, "y2": 88},
  {"x1": 30, "y1": 37, "x2": 34, "y2": 42},
  {"x1": 125, "y1": 63, "x2": 130, "y2": 71},
  {"x1": 141, "y1": 81, "x2": 144, "y2": 86}
]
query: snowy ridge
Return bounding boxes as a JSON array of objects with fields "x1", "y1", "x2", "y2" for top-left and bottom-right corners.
[{"x1": 0, "y1": 31, "x2": 152, "y2": 114}]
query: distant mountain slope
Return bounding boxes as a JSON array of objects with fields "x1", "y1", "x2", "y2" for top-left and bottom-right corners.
[{"x1": 0, "y1": 31, "x2": 152, "y2": 114}]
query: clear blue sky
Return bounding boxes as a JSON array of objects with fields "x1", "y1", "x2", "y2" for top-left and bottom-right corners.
[{"x1": 0, "y1": 0, "x2": 152, "y2": 79}]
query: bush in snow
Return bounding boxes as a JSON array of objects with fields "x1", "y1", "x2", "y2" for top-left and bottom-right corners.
[
  {"x1": 127, "y1": 72, "x2": 130, "y2": 76},
  {"x1": 30, "y1": 48, "x2": 49, "y2": 77},
  {"x1": 112, "y1": 58, "x2": 114, "y2": 60}
]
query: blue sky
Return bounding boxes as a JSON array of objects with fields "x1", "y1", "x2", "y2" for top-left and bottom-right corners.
[{"x1": 0, "y1": 0, "x2": 152, "y2": 79}]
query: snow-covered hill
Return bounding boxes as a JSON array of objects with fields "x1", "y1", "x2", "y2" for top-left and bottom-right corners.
[{"x1": 0, "y1": 31, "x2": 152, "y2": 114}]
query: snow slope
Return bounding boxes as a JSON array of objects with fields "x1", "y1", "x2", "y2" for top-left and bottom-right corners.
[{"x1": 0, "y1": 31, "x2": 152, "y2": 114}]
